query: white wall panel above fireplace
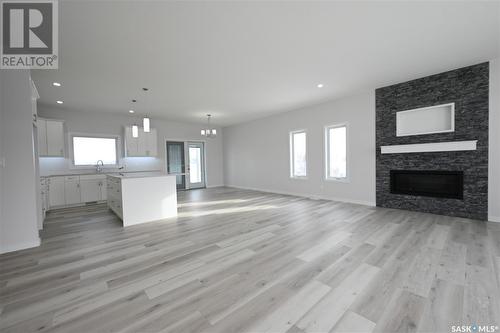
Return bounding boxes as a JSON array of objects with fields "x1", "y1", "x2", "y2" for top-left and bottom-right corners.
[{"x1": 380, "y1": 140, "x2": 477, "y2": 154}]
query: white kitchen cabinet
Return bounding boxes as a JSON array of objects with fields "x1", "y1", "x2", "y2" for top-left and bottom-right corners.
[
  {"x1": 80, "y1": 179, "x2": 101, "y2": 202},
  {"x1": 37, "y1": 119, "x2": 48, "y2": 156},
  {"x1": 137, "y1": 129, "x2": 147, "y2": 156},
  {"x1": 124, "y1": 126, "x2": 139, "y2": 156},
  {"x1": 47, "y1": 175, "x2": 107, "y2": 209},
  {"x1": 40, "y1": 178, "x2": 49, "y2": 220},
  {"x1": 106, "y1": 176, "x2": 123, "y2": 219},
  {"x1": 64, "y1": 176, "x2": 81, "y2": 205},
  {"x1": 38, "y1": 118, "x2": 64, "y2": 157},
  {"x1": 124, "y1": 126, "x2": 157, "y2": 157},
  {"x1": 46, "y1": 120, "x2": 65, "y2": 156},
  {"x1": 100, "y1": 178, "x2": 107, "y2": 200},
  {"x1": 80, "y1": 175, "x2": 107, "y2": 202},
  {"x1": 48, "y1": 176, "x2": 65, "y2": 207},
  {"x1": 144, "y1": 128, "x2": 157, "y2": 157}
]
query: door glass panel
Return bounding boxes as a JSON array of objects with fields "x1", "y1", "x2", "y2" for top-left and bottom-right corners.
[
  {"x1": 166, "y1": 142, "x2": 185, "y2": 189},
  {"x1": 187, "y1": 142, "x2": 205, "y2": 189},
  {"x1": 189, "y1": 147, "x2": 202, "y2": 183}
]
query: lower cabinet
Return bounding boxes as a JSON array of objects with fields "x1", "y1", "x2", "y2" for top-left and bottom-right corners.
[
  {"x1": 100, "y1": 179, "x2": 107, "y2": 201},
  {"x1": 48, "y1": 176, "x2": 65, "y2": 207},
  {"x1": 106, "y1": 176, "x2": 123, "y2": 219},
  {"x1": 80, "y1": 179, "x2": 100, "y2": 202},
  {"x1": 64, "y1": 176, "x2": 81, "y2": 205},
  {"x1": 47, "y1": 174, "x2": 107, "y2": 209},
  {"x1": 40, "y1": 178, "x2": 50, "y2": 220},
  {"x1": 80, "y1": 175, "x2": 107, "y2": 202}
]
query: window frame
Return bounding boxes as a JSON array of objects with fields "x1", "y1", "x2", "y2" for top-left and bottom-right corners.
[
  {"x1": 289, "y1": 129, "x2": 308, "y2": 180},
  {"x1": 324, "y1": 123, "x2": 349, "y2": 183},
  {"x1": 69, "y1": 132, "x2": 121, "y2": 169}
]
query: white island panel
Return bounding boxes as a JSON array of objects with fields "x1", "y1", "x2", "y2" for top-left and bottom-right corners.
[{"x1": 107, "y1": 174, "x2": 177, "y2": 227}]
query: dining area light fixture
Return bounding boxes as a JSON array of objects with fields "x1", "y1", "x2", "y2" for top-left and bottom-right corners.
[{"x1": 201, "y1": 114, "x2": 217, "y2": 138}]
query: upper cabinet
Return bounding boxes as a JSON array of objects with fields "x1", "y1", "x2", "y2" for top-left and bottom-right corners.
[
  {"x1": 124, "y1": 126, "x2": 139, "y2": 156},
  {"x1": 124, "y1": 126, "x2": 158, "y2": 157},
  {"x1": 38, "y1": 118, "x2": 65, "y2": 157},
  {"x1": 142, "y1": 128, "x2": 157, "y2": 157},
  {"x1": 37, "y1": 118, "x2": 48, "y2": 156}
]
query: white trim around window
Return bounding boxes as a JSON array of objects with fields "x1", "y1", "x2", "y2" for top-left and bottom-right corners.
[
  {"x1": 324, "y1": 123, "x2": 349, "y2": 182},
  {"x1": 289, "y1": 129, "x2": 308, "y2": 179},
  {"x1": 68, "y1": 132, "x2": 121, "y2": 169}
]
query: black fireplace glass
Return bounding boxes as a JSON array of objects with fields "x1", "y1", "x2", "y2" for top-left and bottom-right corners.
[{"x1": 390, "y1": 170, "x2": 463, "y2": 199}]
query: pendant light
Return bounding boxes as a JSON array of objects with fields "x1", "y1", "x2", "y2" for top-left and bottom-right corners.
[
  {"x1": 129, "y1": 98, "x2": 139, "y2": 138},
  {"x1": 129, "y1": 89, "x2": 152, "y2": 138},
  {"x1": 201, "y1": 114, "x2": 217, "y2": 138},
  {"x1": 132, "y1": 124, "x2": 139, "y2": 138},
  {"x1": 141, "y1": 88, "x2": 151, "y2": 132},
  {"x1": 143, "y1": 117, "x2": 150, "y2": 133}
]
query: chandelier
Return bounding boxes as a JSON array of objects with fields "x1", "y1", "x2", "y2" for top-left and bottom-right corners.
[{"x1": 201, "y1": 114, "x2": 217, "y2": 138}]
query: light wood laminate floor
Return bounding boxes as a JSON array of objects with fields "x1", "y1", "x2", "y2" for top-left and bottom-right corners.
[{"x1": 1, "y1": 187, "x2": 499, "y2": 333}]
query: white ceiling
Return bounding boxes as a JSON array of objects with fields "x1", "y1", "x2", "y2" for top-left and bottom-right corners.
[{"x1": 32, "y1": 1, "x2": 500, "y2": 126}]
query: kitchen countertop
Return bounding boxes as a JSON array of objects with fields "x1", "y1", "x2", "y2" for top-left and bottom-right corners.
[
  {"x1": 41, "y1": 171, "x2": 164, "y2": 178},
  {"x1": 106, "y1": 172, "x2": 172, "y2": 179}
]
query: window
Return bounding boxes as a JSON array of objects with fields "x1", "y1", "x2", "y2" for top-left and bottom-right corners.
[
  {"x1": 325, "y1": 124, "x2": 347, "y2": 180},
  {"x1": 72, "y1": 135, "x2": 118, "y2": 166},
  {"x1": 290, "y1": 130, "x2": 307, "y2": 178}
]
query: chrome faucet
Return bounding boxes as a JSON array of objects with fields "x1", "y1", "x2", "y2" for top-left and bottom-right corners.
[{"x1": 96, "y1": 160, "x2": 104, "y2": 173}]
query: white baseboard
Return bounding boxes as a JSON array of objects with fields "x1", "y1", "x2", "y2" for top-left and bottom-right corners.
[
  {"x1": 489, "y1": 215, "x2": 500, "y2": 223},
  {"x1": 47, "y1": 200, "x2": 108, "y2": 212},
  {"x1": 0, "y1": 237, "x2": 41, "y2": 254},
  {"x1": 206, "y1": 184, "x2": 225, "y2": 188},
  {"x1": 226, "y1": 184, "x2": 376, "y2": 207}
]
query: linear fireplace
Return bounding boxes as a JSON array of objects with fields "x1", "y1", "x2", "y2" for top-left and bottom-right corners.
[{"x1": 390, "y1": 170, "x2": 463, "y2": 199}]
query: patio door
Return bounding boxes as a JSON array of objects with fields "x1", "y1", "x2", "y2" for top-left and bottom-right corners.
[
  {"x1": 166, "y1": 141, "x2": 205, "y2": 190},
  {"x1": 187, "y1": 142, "x2": 205, "y2": 189}
]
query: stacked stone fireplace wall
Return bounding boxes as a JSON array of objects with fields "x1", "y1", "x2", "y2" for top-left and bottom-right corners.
[{"x1": 376, "y1": 62, "x2": 489, "y2": 220}]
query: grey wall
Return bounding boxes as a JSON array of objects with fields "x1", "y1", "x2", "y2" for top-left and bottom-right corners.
[
  {"x1": 376, "y1": 62, "x2": 489, "y2": 220},
  {"x1": 223, "y1": 59, "x2": 500, "y2": 222},
  {"x1": 0, "y1": 70, "x2": 40, "y2": 253},
  {"x1": 37, "y1": 107, "x2": 225, "y2": 188},
  {"x1": 223, "y1": 91, "x2": 376, "y2": 206}
]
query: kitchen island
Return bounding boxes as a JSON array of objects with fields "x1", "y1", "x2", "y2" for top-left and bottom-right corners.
[{"x1": 107, "y1": 173, "x2": 177, "y2": 226}]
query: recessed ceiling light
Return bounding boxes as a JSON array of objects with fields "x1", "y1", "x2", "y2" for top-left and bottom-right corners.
[
  {"x1": 129, "y1": 110, "x2": 134, "y2": 113},
  {"x1": 52, "y1": 82, "x2": 61, "y2": 87},
  {"x1": 317, "y1": 84, "x2": 324, "y2": 88},
  {"x1": 56, "y1": 100, "x2": 63, "y2": 104}
]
